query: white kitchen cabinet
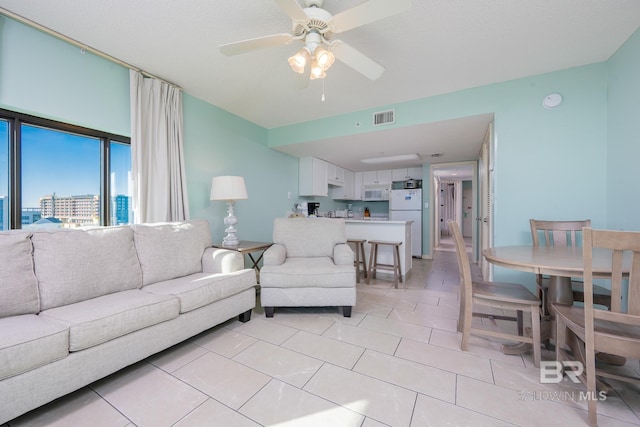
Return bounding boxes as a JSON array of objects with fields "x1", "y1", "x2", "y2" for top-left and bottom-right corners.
[
  {"x1": 362, "y1": 169, "x2": 392, "y2": 185},
  {"x1": 299, "y1": 157, "x2": 328, "y2": 197},
  {"x1": 392, "y1": 167, "x2": 423, "y2": 181},
  {"x1": 353, "y1": 171, "x2": 363, "y2": 200},
  {"x1": 331, "y1": 169, "x2": 354, "y2": 199},
  {"x1": 362, "y1": 171, "x2": 377, "y2": 185},
  {"x1": 327, "y1": 163, "x2": 345, "y2": 186}
]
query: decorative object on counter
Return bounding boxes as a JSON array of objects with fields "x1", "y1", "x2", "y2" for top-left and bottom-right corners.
[{"x1": 210, "y1": 175, "x2": 248, "y2": 247}]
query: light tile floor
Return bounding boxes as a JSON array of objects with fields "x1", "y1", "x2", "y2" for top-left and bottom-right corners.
[{"x1": 5, "y1": 243, "x2": 640, "y2": 427}]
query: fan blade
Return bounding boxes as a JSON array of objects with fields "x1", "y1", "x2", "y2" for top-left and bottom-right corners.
[
  {"x1": 275, "y1": 0, "x2": 308, "y2": 23},
  {"x1": 332, "y1": 41, "x2": 385, "y2": 80},
  {"x1": 219, "y1": 33, "x2": 294, "y2": 56},
  {"x1": 331, "y1": 0, "x2": 411, "y2": 33}
]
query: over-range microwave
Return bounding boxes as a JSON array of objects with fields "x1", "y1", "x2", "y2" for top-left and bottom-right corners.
[{"x1": 362, "y1": 185, "x2": 390, "y2": 201}]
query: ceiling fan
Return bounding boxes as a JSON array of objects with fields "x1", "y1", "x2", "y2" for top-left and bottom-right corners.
[{"x1": 219, "y1": 0, "x2": 411, "y2": 81}]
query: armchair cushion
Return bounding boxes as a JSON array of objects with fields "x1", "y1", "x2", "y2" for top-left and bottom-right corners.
[
  {"x1": 260, "y1": 258, "x2": 354, "y2": 289},
  {"x1": 272, "y1": 218, "x2": 346, "y2": 258}
]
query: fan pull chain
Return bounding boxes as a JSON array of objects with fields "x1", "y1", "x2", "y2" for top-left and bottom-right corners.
[{"x1": 321, "y1": 79, "x2": 326, "y2": 102}]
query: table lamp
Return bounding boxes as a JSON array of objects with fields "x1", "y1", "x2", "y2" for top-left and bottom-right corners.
[{"x1": 210, "y1": 176, "x2": 248, "y2": 247}]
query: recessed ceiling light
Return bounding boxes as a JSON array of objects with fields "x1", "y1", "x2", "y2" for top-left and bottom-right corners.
[{"x1": 361, "y1": 153, "x2": 421, "y2": 164}]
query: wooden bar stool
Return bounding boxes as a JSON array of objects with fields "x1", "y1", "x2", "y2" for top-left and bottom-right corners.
[
  {"x1": 366, "y1": 240, "x2": 403, "y2": 288},
  {"x1": 347, "y1": 239, "x2": 367, "y2": 283}
]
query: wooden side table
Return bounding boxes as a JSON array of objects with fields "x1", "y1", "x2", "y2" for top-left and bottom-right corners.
[{"x1": 212, "y1": 240, "x2": 273, "y2": 283}]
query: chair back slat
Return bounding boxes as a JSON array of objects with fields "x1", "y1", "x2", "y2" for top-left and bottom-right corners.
[
  {"x1": 629, "y1": 250, "x2": 640, "y2": 316},
  {"x1": 594, "y1": 309, "x2": 640, "y2": 326},
  {"x1": 585, "y1": 228, "x2": 640, "y2": 318},
  {"x1": 530, "y1": 219, "x2": 591, "y2": 247}
]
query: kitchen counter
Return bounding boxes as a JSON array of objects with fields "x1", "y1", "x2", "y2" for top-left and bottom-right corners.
[
  {"x1": 345, "y1": 220, "x2": 412, "y2": 279},
  {"x1": 345, "y1": 219, "x2": 412, "y2": 224}
]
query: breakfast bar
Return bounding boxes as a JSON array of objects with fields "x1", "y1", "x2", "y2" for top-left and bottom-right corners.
[{"x1": 344, "y1": 219, "x2": 413, "y2": 280}]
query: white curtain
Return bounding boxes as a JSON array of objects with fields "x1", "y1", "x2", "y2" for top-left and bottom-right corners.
[{"x1": 130, "y1": 70, "x2": 189, "y2": 223}]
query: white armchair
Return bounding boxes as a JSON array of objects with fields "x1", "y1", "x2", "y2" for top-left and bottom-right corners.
[{"x1": 260, "y1": 217, "x2": 356, "y2": 317}]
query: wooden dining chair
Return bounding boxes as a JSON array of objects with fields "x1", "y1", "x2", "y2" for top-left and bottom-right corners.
[
  {"x1": 530, "y1": 219, "x2": 611, "y2": 315},
  {"x1": 449, "y1": 221, "x2": 541, "y2": 367},
  {"x1": 554, "y1": 227, "x2": 640, "y2": 427}
]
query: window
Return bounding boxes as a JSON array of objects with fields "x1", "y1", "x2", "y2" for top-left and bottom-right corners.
[
  {"x1": 0, "y1": 119, "x2": 8, "y2": 231},
  {"x1": 0, "y1": 109, "x2": 131, "y2": 229}
]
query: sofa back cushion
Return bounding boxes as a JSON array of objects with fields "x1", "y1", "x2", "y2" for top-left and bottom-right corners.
[
  {"x1": 132, "y1": 220, "x2": 212, "y2": 286},
  {"x1": 33, "y1": 226, "x2": 143, "y2": 310},
  {"x1": 273, "y1": 218, "x2": 346, "y2": 258},
  {"x1": 0, "y1": 231, "x2": 39, "y2": 317}
]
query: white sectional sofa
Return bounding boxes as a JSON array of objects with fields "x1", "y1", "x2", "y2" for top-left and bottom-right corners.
[{"x1": 0, "y1": 219, "x2": 257, "y2": 424}]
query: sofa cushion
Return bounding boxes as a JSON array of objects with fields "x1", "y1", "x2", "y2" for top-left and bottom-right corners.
[
  {"x1": 132, "y1": 220, "x2": 213, "y2": 286},
  {"x1": 0, "y1": 314, "x2": 69, "y2": 380},
  {"x1": 260, "y1": 257, "x2": 355, "y2": 289},
  {"x1": 0, "y1": 231, "x2": 39, "y2": 317},
  {"x1": 33, "y1": 226, "x2": 143, "y2": 310},
  {"x1": 39, "y1": 290, "x2": 180, "y2": 351},
  {"x1": 273, "y1": 218, "x2": 346, "y2": 258},
  {"x1": 143, "y1": 269, "x2": 256, "y2": 313}
]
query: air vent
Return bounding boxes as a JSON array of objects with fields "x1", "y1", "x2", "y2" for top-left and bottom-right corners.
[{"x1": 373, "y1": 109, "x2": 395, "y2": 126}]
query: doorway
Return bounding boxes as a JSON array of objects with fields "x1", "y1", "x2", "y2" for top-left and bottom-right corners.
[{"x1": 429, "y1": 161, "x2": 477, "y2": 260}]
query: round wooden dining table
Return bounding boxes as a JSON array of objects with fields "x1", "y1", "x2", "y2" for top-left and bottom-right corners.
[
  {"x1": 482, "y1": 245, "x2": 621, "y2": 314},
  {"x1": 482, "y1": 245, "x2": 625, "y2": 375}
]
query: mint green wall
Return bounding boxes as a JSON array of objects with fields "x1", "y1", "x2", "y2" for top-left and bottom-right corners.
[
  {"x1": 182, "y1": 94, "x2": 298, "y2": 242},
  {"x1": 607, "y1": 27, "x2": 640, "y2": 231},
  {"x1": 0, "y1": 17, "x2": 129, "y2": 135}
]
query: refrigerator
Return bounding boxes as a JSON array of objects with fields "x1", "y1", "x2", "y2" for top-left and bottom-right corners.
[{"x1": 389, "y1": 189, "x2": 422, "y2": 257}]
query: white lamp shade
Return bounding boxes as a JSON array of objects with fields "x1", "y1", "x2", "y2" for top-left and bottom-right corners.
[{"x1": 210, "y1": 176, "x2": 248, "y2": 201}]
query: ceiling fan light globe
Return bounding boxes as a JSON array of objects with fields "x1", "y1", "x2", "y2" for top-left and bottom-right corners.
[
  {"x1": 310, "y1": 64, "x2": 326, "y2": 79},
  {"x1": 288, "y1": 48, "x2": 310, "y2": 73},
  {"x1": 315, "y1": 47, "x2": 335, "y2": 70}
]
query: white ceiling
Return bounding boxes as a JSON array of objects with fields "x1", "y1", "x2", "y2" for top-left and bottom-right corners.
[{"x1": 1, "y1": 0, "x2": 639, "y2": 175}]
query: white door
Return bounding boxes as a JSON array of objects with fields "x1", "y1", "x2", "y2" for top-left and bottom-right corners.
[
  {"x1": 478, "y1": 124, "x2": 494, "y2": 280},
  {"x1": 462, "y1": 186, "x2": 473, "y2": 237}
]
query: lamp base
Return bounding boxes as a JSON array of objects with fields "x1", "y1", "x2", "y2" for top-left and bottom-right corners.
[
  {"x1": 222, "y1": 201, "x2": 240, "y2": 247},
  {"x1": 222, "y1": 234, "x2": 240, "y2": 247}
]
